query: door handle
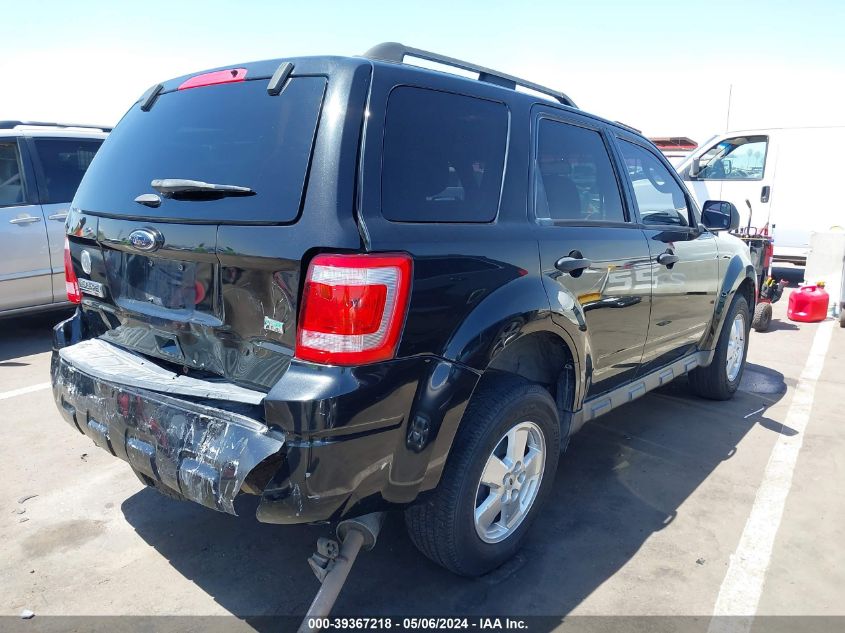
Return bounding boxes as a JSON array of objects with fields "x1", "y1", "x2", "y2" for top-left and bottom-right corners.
[
  {"x1": 761, "y1": 186, "x2": 771, "y2": 203},
  {"x1": 48, "y1": 212, "x2": 69, "y2": 221},
  {"x1": 656, "y1": 251, "x2": 680, "y2": 267},
  {"x1": 9, "y1": 215, "x2": 42, "y2": 225},
  {"x1": 555, "y1": 254, "x2": 592, "y2": 276}
]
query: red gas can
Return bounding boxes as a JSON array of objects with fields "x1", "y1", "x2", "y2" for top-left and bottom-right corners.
[{"x1": 787, "y1": 283, "x2": 830, "y2": 323}]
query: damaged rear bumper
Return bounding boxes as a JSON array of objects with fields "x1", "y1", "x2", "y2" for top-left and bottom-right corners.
[
  {"x1": 52, "y1": 350, "x2": 285, "y2": 515},
  {"x1": 51, "y1": 310, "x2": 482, "y2": 524}
]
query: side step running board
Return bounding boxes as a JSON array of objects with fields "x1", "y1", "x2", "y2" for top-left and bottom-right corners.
[{"x1": 571, "y1": 351, "x2": 708, "y2": 433}]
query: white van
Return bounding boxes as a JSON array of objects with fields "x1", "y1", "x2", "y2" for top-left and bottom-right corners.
[{"x1": 675, "y1": 127, "x2": 845, "y2": 264}]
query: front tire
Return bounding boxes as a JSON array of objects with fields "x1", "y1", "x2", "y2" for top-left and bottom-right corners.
[
  {"x1": 689, "y1": 294, "x2": 750, "y2": 400},
  {"x1": 405, "y1": 374, "x2": 561, "y2": 576}
]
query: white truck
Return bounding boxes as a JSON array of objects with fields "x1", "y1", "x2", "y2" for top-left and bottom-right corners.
[{"x1": 675, "y1": 127, "x2": 845, "y2": 264}]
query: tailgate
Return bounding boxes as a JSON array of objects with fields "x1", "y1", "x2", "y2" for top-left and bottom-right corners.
[
  {"x1": 65, "y1": 65, "x2": 365, "y2": 389},
  {"x1": 68, "y1": 218, "x2": 301, "y2": 390}
]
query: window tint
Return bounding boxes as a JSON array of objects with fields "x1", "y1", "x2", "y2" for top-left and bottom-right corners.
[
  {"x1": 0, "y1": 141, "x2": 26, "y2": 207},
  {"x1": 381, "y1": 87, "x2": 508, "y2": 222},
  {"x1": 620, "y1": 140, "x2": 691, "y2": 227},
  {"x1": 33, "y1": 139, "x2": 102, "y2": 204},
  {"x1": 534, "y1": 119, "x2": 624, "y2": 223},
  {"x1": 73, "y1": 78, "x2": 326, "y2": 223},
  {"x1": 698, "y1": 135, "x2": 767, "y2": 180}
]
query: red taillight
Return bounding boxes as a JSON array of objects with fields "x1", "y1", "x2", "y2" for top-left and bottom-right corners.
[
  {"x1": 177, "y1": 68, "x2": 247, "y2": 91},
  {"x1": 64, "y1": 237, "x2": 81, "y2": 304},
  {"x1": 296, "y1": 253, "x2": 413, "y2": 365}
]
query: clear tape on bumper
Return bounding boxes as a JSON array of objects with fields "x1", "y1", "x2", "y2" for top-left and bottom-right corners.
[
  {"x1": 59, "y1": 339, "x2": 267, "y2": 405},
  {"x1": 53, "y1": 357, "x2": 285, "y2": 515}
]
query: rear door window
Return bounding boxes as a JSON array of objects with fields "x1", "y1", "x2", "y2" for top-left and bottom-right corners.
[
  {"x1": 534, "y1": 119, "x2": 625, "y2": 223},
  {"x1": 73, "y1": 77, "x2": 327, "y2": 223},
  {"x1": 0, "y1": 141, "x2": 26, "y2": 207},
  {"x1": 33, "y1": 138, "x2": 102, "y2": 204},
  {"x1": 381, "y1": 87, "x2": 508, "y2": 222}
]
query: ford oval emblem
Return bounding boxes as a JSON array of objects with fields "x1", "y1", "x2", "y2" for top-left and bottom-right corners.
[
  {"x1": 128, "y1": 228, "x2": 162, "y2": 252},
  {"x1": 80, "y1": 249, "x2": 92, "y2": 275}
]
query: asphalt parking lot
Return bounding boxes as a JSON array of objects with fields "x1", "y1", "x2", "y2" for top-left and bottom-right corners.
[{"x1": 2, "y1": 268, "x2": 844, "y2": 628}]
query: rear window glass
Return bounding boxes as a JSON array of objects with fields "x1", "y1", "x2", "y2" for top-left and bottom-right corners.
[
  {"x1": 33, "y1": 138, "x2": 102, "y2": 204},
  {"x1": 73, "y1": 77, "x2": 326, "y2": 223},
  {"x1": 381, "y1": 87, "x2": 508, "y2": 223}
]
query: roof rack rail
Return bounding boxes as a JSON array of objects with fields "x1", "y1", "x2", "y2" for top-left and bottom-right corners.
[
  {"x1": 0, "y1": 120, "x2": 112, "y2": 132},
  {"x1": 363, "y1": 42, "x2": 577, "y2": 108},
  {"x1": 614, "y1": 120, "x2": 642, "y2": 134}
]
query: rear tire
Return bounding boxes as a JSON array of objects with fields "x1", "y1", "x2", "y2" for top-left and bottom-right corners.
[
  {"x1": 752, "y1": 302, "x2": 772, "y2": 332},
  {"x1": 405, "y1": 374, "x2": 560, "y2": 576},
  {"x1": 689, "y1": 294, "x2": 750, "y2": 400}
]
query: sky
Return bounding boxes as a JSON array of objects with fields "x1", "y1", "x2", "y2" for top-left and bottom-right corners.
[{"x1": 3, "y1": 0, "x2": 845, "y2": 144}]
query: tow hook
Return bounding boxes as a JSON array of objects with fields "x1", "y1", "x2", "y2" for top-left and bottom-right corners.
[{"x1": 299, "y1": 512, "x2": 386, "y2": 632}]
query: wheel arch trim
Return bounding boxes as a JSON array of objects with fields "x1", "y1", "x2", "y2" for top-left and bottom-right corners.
[{"x1": 700, "y1": 255, "x2": 756, "y2": 366}]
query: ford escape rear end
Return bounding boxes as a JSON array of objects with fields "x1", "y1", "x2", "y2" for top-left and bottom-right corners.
[{"x1": 52, "y1": 44, "x2": 755, "y2": 576}]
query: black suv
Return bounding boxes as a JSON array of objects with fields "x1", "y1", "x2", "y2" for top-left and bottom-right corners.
[{"x1": 52, "y1": 43, "x2": 755, "y2": 576}]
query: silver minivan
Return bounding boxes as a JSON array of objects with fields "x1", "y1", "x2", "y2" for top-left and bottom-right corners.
[{"x1": 0, "y1": 122, "x2": 107, "y2": 317}]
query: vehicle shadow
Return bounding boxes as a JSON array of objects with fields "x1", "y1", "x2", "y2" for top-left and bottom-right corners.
[
  {"x1": 0, "y1": 310, "x2": 72, "y2": 362},
  {"x1": 121, "y1": 366, "x2": 786, "y2": 625},
  {"x1": 758, "y1": 319, "x2": 800, "y2": 333}
]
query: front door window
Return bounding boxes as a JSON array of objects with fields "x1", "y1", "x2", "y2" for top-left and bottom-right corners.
[{"x1": 620, "y1": 141, "x2": 692, "y2": 227}]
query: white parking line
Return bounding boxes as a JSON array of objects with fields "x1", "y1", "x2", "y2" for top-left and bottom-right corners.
[
  {"x1": 0, "y1": 382, "x2": 52, "y2": 401},
  {"x1": 708, "y1": 319, "x2": 835, "y2": 633}
]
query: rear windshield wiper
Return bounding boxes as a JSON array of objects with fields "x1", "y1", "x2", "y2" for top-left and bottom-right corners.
[{"x1": 150, "y1": 178, "x2": 255, "y2": 199}]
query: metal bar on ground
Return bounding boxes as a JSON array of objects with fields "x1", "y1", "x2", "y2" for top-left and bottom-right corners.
[{"x1": 298, "y1": 512, "x2": 386, "y2": 633}]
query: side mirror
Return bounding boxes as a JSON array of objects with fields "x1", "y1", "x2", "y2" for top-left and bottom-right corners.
[
  {"x1": 689, "y1": 158, "x2": 701, "y2": 178},
  {"x1": 701, "y1": 200, "x2": 740, "y2": 232}
]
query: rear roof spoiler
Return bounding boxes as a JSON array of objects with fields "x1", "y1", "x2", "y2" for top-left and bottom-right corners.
[{"x1": 0, "y1": 120, "x2": 112, "y2": 132}]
